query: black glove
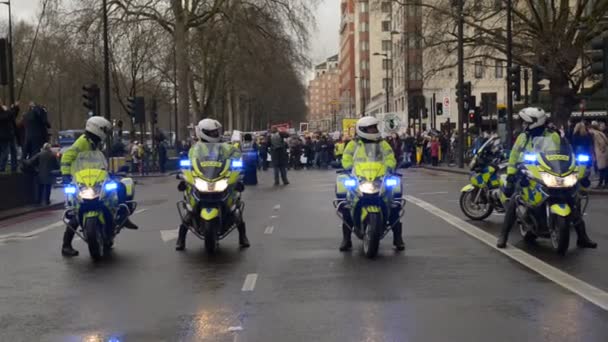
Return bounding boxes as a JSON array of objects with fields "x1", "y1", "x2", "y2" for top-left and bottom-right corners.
[
  {"x1": 502, "y1": 174, "x2": 516, "y2": 198},
  {"x1": 62, "y1": 175, "x2": 72, "y2": 185}
]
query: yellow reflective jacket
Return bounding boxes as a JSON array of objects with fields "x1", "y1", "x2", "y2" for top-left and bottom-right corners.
[
  {"x1": 188, "y1": 142, "x2": 241, "y2": 162},
  {"x1": 60, "y1": 134, "x2": 97, "y2": 176},
  {"x1": 507, "y1": 129, "x2": 561, "y2": 176},
  {"x1": 342, "y1": 139, "x2": 396, "y2": 170},
  {"x1": 335, "y1": 142, "x2": 345, "y2": 156}
]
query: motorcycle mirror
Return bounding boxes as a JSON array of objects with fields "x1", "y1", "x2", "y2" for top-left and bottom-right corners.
[{"x1": 177, "y1": 181, "x2": 187, "y2": 192}]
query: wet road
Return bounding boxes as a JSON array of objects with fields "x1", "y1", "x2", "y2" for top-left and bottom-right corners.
[{"x1": 1, "y1": 169, "x2": 608, "y2": 341}]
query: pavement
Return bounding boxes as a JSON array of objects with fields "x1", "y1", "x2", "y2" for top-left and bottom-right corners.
[
  {"x1": 0, "y1": 188, "x2": 65, "y2": 221},
  {"x1": 1, "y1": 168, "x2": 608, "y2": 341}
]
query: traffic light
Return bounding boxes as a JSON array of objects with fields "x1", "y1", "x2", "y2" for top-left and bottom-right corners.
[
  {"x1": 531, "y1": 66, "x2": 546, "y2": 104},
  {"x1": 456, "y1": 81, "x2": 472, "y2": 109},
  {"x1": 422, "y1": 107, "x2": 429, "y2": 119},
  {"x1": 127, "y1": 96, "x2": 145, "y2": 124},
  {"x1": 151, "y1": 99, "x2": 158, "y2": 125},
  {"x1": 468, "y1": 109, "x2": 475, "y2": 123},
  {"x1": 509, "y1": 65, "x2": 521, "y2": 101},
  {"x1": 497, "y1": 104, "x2": 507, "y2": 123},
  {"x1": 474, "y1": 106, "x2": 483, "y2": 126},
  {"x1": 436, "y1": 102, "x2": 443, "y2": 115},
  {"x1": 82, "y1": 84, "x2": 100, "y2": 116},
  {"x1": 408, "y1": 98, "x2": 417, "y2": 119},
  {"x1": 590, "y1": 33, "x2": 608, "y2": 88}
]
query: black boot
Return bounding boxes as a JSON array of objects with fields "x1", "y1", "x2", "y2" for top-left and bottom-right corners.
[
  {"x1": 392, "y1": 223, "x2": 405, "y2": 251},
  {"x1": 123, "y1": 218, "x2": 139, "y2": 230},
  {"x1": 175, "y1": 224, "x2": 188, "y2": 251},
  {"x1": 497, "y1": 200, "x2": 517, "y2": 248},
  {"x1": 238, "y1": 222, "x2": 250, "y2": 248},
  {"x1": 61, "y1": 228, "x2": 79, "y2": 257},
  {"x1": 575, "y1": 221, "x2": 597, "y2": 249},
  {"x1": 339, "y1": 224, "x2": 352, "y2": 251}
]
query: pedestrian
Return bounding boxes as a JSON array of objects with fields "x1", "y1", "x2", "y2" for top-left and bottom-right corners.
[
  {"x1": 259, "y1": 135, "x2": 269, "y2": 171},
  {"x1": 242, "y1": 133, "x2": 258, "y2": 185},
  {"x1": 304, "y1": 136, "x2": 314, "y2": 169},
  {"x1": 23, "y1": 102, "x2": 51, "y2": 159},
  {"x1": 402, "y1": 132, "x2": 415, "y2": 164},
  {"x1": 571, "y1": 122, "x2": 593, "y2": 157},
  {"x1": 388, "y1": 132, "x2": 402, "y2": 166},
  {"x1": 131, "y1": 141, "x2": 140, "y2": 174},
  {"x1": 269, "y1": 127, "x2": 289, "y2": 185},
  {"x1": 0, "y1": 102, "x2": 19, "y2": 173},
  {"x1": 589, "y1": 122, "x2": 608, "y2": 189},
  {"x1": 158, "y1": 138, "x2": 168, "y2": 173},
  {"x1": 431, "y1": 137, "x2": 440, "y2": 166},
  {"x1": 23, "y1": 143, "x2": 59, "y2": 206}
]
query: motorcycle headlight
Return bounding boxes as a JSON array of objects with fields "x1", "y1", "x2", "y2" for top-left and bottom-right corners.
[
  {"x1": 79, "y1": 186, "x2": 100, "y2": 200},
  {"x1": 359, "y1": 181, "x2": 380, "y2": 194},
  {"x1": 540, "y1": 172, "x2": 578, "y2": 188},
  {"x1": 194, "y1": 178, "x2": 229, "y2": 192}
]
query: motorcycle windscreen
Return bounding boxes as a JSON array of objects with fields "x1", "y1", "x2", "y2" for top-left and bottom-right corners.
[
  {"x1": 352, "y1": 143, "x2": 388, "y2": 180},
  {"x1": 71, "y1": 150, "x2": 108, "y2": 187},
  {"x1": 190, "y1": 143, "x2": 231, "y2": 180},
  {"x1": 531, "y1": 134, "x2": 575, "y2": 175}
]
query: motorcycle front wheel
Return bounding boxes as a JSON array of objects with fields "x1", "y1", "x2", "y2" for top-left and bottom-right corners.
[
  {"x1": 362, "y1": 213, "x2": 382, "y2": 258},
  {"x1": 551, "y1": 215, "x2": 570, "y2": 256},
  {"x1": 203, "y1": 219, "x2": 219, "y2": 254},
  {"x1": 459, "y1": 188, "x2": 494, "y2": 220},
  {"x1": 84, "y1": 217, "x2": 104, "y2": 261}
]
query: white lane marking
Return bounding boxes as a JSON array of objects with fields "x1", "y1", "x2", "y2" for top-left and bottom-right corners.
[
  {"x1": 0, "y1": 221, "x2": 63, "y2": 240},
  {"x1": 270, "y1": 215, "x2": 278, "y2": 219},
  {"x1": 417, "y1": 191, "x2": 449, "y2": 195},
  {"x1": 273, "y1": 204, "x2": 280, "y2": 211},
  {"x1": 241, "y1": 273, "x2": 258, "y2": 291},
  {"x1": 228, "y1": 326, "x2": 243, "y2": 332},
  {"x1": 405, "y1": 195, "x2": 608, "y2": 311},
  {"x1": 160, "y1": 228, "x2": 180, "y2": 242},
  {"x1": 134, "y1": 208, "x2": 148, "y2": 215},
  {"x1": 264, "y1": 226, "x2": 274, "y2": 234}
]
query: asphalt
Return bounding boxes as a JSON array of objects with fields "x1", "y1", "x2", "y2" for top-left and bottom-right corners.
[{"x1": 1, "y1": 168, "x2": 607, "y2": 341}]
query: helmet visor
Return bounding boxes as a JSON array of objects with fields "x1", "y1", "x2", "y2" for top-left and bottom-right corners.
[
  {"x1": 360, "y1": 124, "x2": 379, "y2": 134},
  {"x1": 203, "y1": 129, "x2": 220, "y2": 138}
]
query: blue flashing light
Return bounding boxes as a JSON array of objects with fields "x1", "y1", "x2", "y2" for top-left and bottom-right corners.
[
  {"x1": 231, "y1": 159, "x2": 243, "y2": 169},
  {"x1": 105, "y1": 182, "x2": 118, "y2": 191},
  {"x1": 64, "y1": 185, "x2": 77, "y2": 195},
  {"x1": 386, "y1": 177, "x2": 399, "y2": 187},
  {"x1": 523, "y1": 154, "x2": 537, "y2": 163},
  {"x1": 577, "y1": 154, "x2": 590, "y2": 163},
  {"x1": 179, "y1": 159, "x2": 191, "y2": 168},
  {"x1": 344, "y1": 178, "x2": 356, "y2": 187}
]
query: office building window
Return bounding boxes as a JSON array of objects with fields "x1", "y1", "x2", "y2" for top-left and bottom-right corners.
[
  {"x1": 382, "y1": 59, "x2": 392, "y2": 70},
  {"x1": 495, "y1": 61, "x2": 503, "y2": 78},
  {"x1": 474, "y1": 61, "x2": 484, "y2": 78},
  {"x1": 381, "y1": 2, "x2": 391, "y2": 13},
  {"x1": 382, "y1": 21, "x2": 391, "y2": 32},
  {"x1": 360, "y1": 41, "x2": 369, "y2": 51},
  {"x1": 382, "y1": 40, "x2": 392, "y2": 51},
  {"x1": 383, "y1": 78, "x2": 393, "y2": 90},
  {"x1": 360, "y1": 22, "x2": 369, "y2": 32},
  {"x1": 361, "y1": 60, "x2": 369, "y2": 70},
  {"x1": 359, "y1": 2, "x2": 369, "y2": 12}
]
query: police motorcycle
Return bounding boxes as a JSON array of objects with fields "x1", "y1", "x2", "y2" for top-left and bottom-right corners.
[
  {"x1": 63, "y1": 151, "x2": 136, "y2": 261},
  {"x1": 509, "y1": 135, "x2": 590, "y2": 255},
  {"x1": 459, "y1": 135, "x2": 507, "y2": 220},
  {"x1": 176, "y1": 143, "x2": 245, "y2": 254},
  {"x1": 333, "y1": 144, "x2": 406, "y2": 258}
]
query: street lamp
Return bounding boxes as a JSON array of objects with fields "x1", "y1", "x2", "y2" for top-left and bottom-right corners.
[
  {"x1": 373, "y1": 52, "x2": 391, "y2": 113},
  {"x1": 1, "y1": 0, "x2": 15, "y2": 104}
]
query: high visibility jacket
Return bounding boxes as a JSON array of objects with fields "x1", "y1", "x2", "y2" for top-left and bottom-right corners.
[
  {"x1": 60, "y1": 134, "x2": 97, "y2": 176},
  {"x1": 188, "y1": 142, "x2": 241, "y2": 162},
  {"x1": 342, "y1": 139, "x2": 396, "y2": 170},
  {"x1": 507, "y1": 129, "x2": 561, "y2": 176},
  {"x1": 335, "y1": 142, "x2": 345, "y2": 156}
]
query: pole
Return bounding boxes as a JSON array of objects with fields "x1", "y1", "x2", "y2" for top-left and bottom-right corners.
[
  {"x1": 432, "y1": 93, "x2": 436, "y2": 130},
  {"x1": 385, "y1": 58, "x2": 390, "y2": 113},
  {"x1": 523, "y1": 68, "x2": 529, "y2": 106},
  {"x1": 102, "y1": 0, "x2": 111, "y2": 120},
  {"x1": 457, "y1": 0, "x2": 465, "y2": 168},
  {"x1": 173, "y1": 44, "x2": 179, "y2": 145},
  {"x1": 505, "y1": 0, "x2": 514, "y2": 149},
  {"x1": 6, "y1": 0, "x2": 14, "y2": 104}
]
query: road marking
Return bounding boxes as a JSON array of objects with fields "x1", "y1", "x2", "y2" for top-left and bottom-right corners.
[
  {"x1": 273, "y1": 204, "x2": 280, "y2": 211},
  {"x1": 160, "y1": 228, "x2": 180, "y2": 242},
  {"x1": 264, "y1": 226, "x2": 274, "y2": 234},
  {"x1": 406, "y1": 195, "x2": 608, "y2": 311},
  {"x1": 134, "y1": 208, "x2": 148, "y2": 215},
  {"x1": 228, "y1": 326, "x2": 243, "y2": 332},
  {"x1": 270, "y1": 215, "x2": 278, "y2": 219},
  {"x1": 241, "y1": 273, "x2": 258, "y2": 291},
  {"x1": 417, "y1": 191, "x2": 449, "y2": 195},
  {"x1": 0, "y1": 221, "x2": 63, "y2": 241}
]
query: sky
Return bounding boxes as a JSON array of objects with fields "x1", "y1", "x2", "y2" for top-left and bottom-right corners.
[{"x1": 5, "y1": 0, "x2": 39, "y2": 22}]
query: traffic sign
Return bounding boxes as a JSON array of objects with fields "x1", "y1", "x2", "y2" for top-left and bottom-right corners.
[{"x1": 443, "y1": 95, "x2": 451, "y2": 117}]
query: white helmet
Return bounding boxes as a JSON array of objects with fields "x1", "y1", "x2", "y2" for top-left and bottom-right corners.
[
  {"x1": 197, "y1": 118, "x2": 222, "y2": 143},
  {"x1": 85, "y1": 116, "x2": 112, "y2": 140},
  {"x1": 356, "y1": 116, "x2": 381, "y2": 141},
  {"x1": 518, "y1": 107, "x2": 547, "y2": 130}
]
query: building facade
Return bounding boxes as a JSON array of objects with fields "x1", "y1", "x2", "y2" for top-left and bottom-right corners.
[
  {"x1": 339, "y1": 0, "x2": 356, "y2": 119},
  {"x1": 306, "y1": 55, "x2": 341, "y2": 131},
  {"x1": 353, "y1": 0, "x2": 371, "y2": 117}
]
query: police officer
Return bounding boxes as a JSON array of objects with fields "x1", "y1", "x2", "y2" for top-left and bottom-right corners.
[
  {"x1": 60, "y1": 117, "x2": 139, "y2": 257},
  {"x1": 496, "y1": 108, "x2": 597, "y2": 249},
  {"x1": 340, "y1": 116, "x2": 404, "y2": 251},
  {"x1": 175, "y1": 118, "x2": 250, "y2": 251}
]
